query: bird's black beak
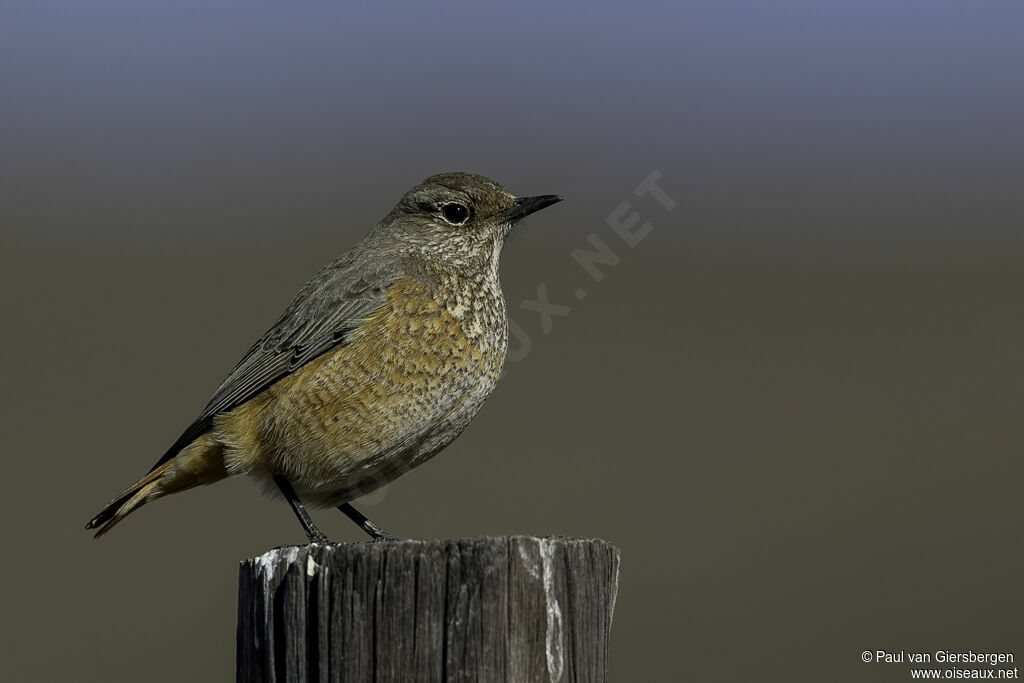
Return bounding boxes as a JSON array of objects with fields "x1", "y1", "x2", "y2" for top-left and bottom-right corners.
[{"x1": 504, "y1": 194, "x2": 563, "y2": 223}]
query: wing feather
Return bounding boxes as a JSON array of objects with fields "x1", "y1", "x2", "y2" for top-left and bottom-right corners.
[{"x1": 148, "y1": 257, "x2": 402, "y2": 472}]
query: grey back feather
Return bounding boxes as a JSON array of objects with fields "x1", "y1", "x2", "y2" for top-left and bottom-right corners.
[{"x1": 148, "y1": 250, "x2": 404, "y2": 473}]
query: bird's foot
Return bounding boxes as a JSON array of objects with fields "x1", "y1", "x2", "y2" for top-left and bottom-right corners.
[
  {"x1": 307, "y1": 531, "x2": 331, "y2": 545},
  {"x1": 337, "y1": 502, "x2": 399, "y2": 542}
]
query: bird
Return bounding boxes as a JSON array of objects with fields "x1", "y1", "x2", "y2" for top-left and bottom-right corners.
[{"x1": 86, "y1": 172, "x2": 561, "y2": 543}]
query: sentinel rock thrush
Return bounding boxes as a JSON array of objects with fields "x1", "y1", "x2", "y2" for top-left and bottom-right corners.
[{"x1": 86, "y1": 172, "x2": 561, "y2": 543}]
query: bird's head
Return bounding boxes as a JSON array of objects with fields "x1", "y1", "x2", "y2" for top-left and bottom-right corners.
[{"x1": 380, "y1": 172, "x2": 561, "y2": 272}]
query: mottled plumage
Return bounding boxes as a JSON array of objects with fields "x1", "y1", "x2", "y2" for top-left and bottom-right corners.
[{"x1": 86, "y1": 172, "x2": 561, "y2": 539}]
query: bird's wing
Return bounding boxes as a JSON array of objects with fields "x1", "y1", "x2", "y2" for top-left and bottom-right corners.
[{"x1": 148, "y1": 257, "x2": 404, "y2": 472}]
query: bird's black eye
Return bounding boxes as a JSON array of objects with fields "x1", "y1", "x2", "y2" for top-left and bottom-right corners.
[{"x1": 441, "y1": 202, "x2": 470, "y2": 225}]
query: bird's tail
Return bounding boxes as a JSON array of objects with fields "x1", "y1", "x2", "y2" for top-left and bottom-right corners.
[{"x1": 85, "y1": 434, "x2": 228, "y2": 538}]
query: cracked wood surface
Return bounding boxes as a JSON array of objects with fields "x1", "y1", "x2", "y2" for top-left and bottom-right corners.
[{"x1": 237, "y1": 536, "x2": 620, "y2": 682}]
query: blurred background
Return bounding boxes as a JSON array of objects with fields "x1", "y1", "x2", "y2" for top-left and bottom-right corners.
[{"x1": 2, "y1": 1, "x2": 1022, "y2": 681}]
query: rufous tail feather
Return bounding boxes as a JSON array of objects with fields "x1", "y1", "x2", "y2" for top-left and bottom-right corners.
[{"x1": 85, "y1": 435, "x2": 227, "y2": 538}]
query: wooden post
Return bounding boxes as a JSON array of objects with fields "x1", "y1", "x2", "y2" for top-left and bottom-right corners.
[{"x1": 237, "y1": 536, "x2": 620, "y2": 682}]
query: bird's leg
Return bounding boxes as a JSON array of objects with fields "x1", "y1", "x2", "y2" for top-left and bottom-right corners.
[
  {"x1": 337, "y1": 502, "x2": 398, "y2": 542},
  {"x1": 273, "y1": 474, "x2": 330, "y2": 544}
]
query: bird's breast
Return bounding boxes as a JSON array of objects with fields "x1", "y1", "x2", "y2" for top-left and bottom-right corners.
[{"x1": 219, "y1": 275, "x2": 506, "y2": 498}]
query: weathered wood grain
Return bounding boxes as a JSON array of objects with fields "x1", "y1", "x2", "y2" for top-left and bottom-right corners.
[{"x1": 237, "y1": 536, "x2": 620, "y2": 682}]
